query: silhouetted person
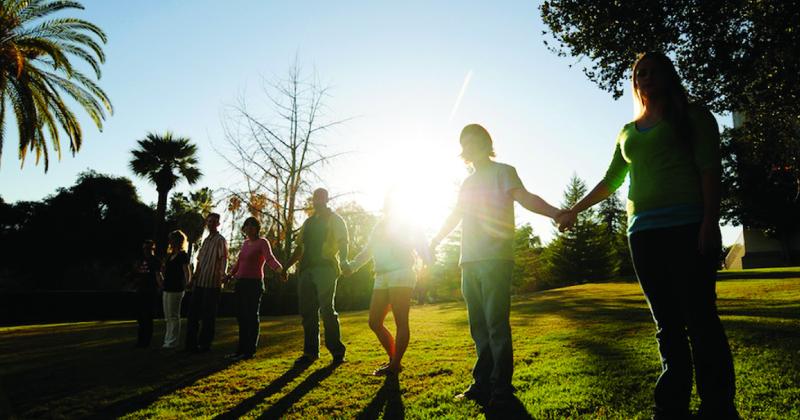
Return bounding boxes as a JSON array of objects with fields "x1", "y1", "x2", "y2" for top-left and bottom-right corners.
[
  {"x1": 557, "y1": 52, "x2": 739, "y2": 419},
  {"x1": 185, "y1": 213, "x2": 228, "y2": 353},
  {"x1": 225, "y1": 217, "x2": 283, "y2": 360},
  {"x1": 348, "y1": 193, "x2": 432, "y2": 376},
  {"x1": 285, "y1": 188, "x2": 349, "y2": 365},
  {"x1": 431, "y1": 124, "x2": 562, "y2": 409},
  {"x1": 133, "y1": 239, "x2": 162, "y2": 348},
  {"x1": 162, "y1": 230, "x2": 190, "y2": 349}
]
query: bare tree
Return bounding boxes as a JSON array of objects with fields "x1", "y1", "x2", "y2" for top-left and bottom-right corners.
[{"x1": 218, "y1": 61, "x2": 349, "y2": 263}]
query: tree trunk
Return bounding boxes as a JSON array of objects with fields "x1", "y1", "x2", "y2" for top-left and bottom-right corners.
[{"x1": 155, "y1": 187, "x2": 169, "y2": 258}]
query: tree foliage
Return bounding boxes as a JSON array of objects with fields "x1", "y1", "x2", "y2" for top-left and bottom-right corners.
[
  {"x1": 129, "y1": 132, "x2": 202, "y2": 255},
  {"x1": 0, "y1": 0, "x2": 112, "y2": 171},
  {"x1": 546, "y1": 174, "x2": 617, "y2": 284},
  {"x1": 167, "y1": 187, "x2": 213, "y2": 257},
  {"x1": 0, "y1": 171, "x2": 154, "y2": 290},
  {"x1": 540, "y1": 0, "x2": 800, "y2": 259}
]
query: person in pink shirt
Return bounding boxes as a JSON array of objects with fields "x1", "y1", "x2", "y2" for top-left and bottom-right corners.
[{"x1": 226, "y1": 216, "x2": 283, "y2": 360}]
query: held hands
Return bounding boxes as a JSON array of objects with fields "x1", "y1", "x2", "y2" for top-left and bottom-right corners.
[{"x1": 555, "y1": 208, "x2": 578, "y2": 232}]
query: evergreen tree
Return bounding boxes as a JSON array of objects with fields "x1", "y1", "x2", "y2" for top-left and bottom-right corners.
[
  {"x1": 598, "y1": 191, "x2": 635, "y2": 276},
  {"x1": 546, "y1": 174, "x2": 617, "y2": 284}
]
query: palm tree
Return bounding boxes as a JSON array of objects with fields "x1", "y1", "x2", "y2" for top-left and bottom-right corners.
[
  {"x1": 0, "y1": 0, "x2": 112, "y2": 171},
  {"x1": 129, "y1": 132, "x2": 202, "y2": 255}
]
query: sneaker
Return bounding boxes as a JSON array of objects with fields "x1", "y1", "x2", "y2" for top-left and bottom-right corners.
[
  {"x1": 454, "y1": 387, "x2": 490, "y2": 406},
  {"x1": 331, "y1": 354, "x2": 347, "y2": 365},
  {"x1": 225, "y1": 352, "x2": 244, "y2": 360},
  {"x1": 294, "y1": 354, "x2": 318, "y2": 366},
  {"x1": 373, "y1": 364, "x2": 402, "y2": 376}
]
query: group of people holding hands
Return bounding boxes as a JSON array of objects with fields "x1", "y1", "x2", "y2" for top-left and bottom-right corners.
[{"x1": 132, "y1": 52, "x2": 738, "y2": 419}]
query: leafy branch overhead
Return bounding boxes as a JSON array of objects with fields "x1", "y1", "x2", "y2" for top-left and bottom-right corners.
[{"x1": 0, "y1": 0, "x2": 113, "y2": 171}]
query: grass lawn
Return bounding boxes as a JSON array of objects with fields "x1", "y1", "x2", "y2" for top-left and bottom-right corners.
[{"x1": 1, "y1": 278, "x2": 798, "y2": 419}]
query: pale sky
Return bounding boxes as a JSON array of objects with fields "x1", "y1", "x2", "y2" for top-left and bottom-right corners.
[{"x1": 0, "y1": 0, "x2": 740, "y2": 244}]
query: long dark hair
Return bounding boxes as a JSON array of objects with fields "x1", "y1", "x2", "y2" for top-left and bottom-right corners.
[{"x1": 632, "y1": 52, "x2": 693, "y2": 146}]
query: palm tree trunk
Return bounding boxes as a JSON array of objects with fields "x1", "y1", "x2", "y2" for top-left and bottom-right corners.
[{"x1": 155, "y1": 187, "x2": 169, "y2": 258}]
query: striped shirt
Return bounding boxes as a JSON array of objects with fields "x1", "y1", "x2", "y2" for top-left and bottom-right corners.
[{"x1": 194, "y1": 231, "x2": 228, "y2": 288}]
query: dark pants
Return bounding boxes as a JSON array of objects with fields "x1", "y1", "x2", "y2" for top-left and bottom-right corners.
[
  {"x1": 461, "y1": 260, "x2": 514, "y2": 396},
  {"x1": 136, "y1": 289, "x2": 158, "y2": 346},
  {"x1": 629, "y1": 224, "x2": 737, "y2": 418},
  {"x1": 185, "y1": 286, "x2": 221, "y2": 350},
  {"x1": 235, "y1": 278, "x2": 264, "y2": 356},
  {"x1": 298, "y1": 265, "x2": 346, "y2": 358}
]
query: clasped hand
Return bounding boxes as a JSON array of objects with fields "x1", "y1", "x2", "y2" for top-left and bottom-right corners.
[{"x1": 554, "y1": 208, "x2": 578, "y2": 232}]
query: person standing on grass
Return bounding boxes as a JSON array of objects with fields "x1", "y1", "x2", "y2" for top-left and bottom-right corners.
[
  {"x1": 348, "y1": 193, "x2": 433, "y2": 376},
  {"x1": 557, "y1": 52, "x2": 738, "y2": 420},
  {"x1": 162, "y1": 230, "x2": 190, "y2": 349},
  {"x1": 225, "y1": 217, "x2": 284, "y2": 360},
  {"x1": 285, "y1": 188, "x2": 350, "y2": 366},
  {"x1": 185, "y1": 213, "x2": 228, "y2": 353},
  {"x1": 133, "y1": 239, "x2": 162, "y2": 348},
  {"x1": 430, "y1": 124, "x2": 563, "y2": 409}
]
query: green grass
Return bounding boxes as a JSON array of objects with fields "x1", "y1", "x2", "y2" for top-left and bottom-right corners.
[{"x1": 1, "y1": 278, "x2": 798, "y2": 419}]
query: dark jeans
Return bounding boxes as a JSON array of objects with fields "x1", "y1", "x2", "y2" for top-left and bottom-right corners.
[
  {"x1": 136, "y1": 289, "x2": 158, "y2": 346},
  {"x1": 185, "y1": 287, "x2": 221, "y2": 350},
  {"x1": 629, "y1": 223, "x2": 737, "y2": 418},
  {"x1": 461, "y1": 260, "x2": 514, "y2": 396},
  {"x1": 235, "y1": 278, "x2": 264, "y2": 356},
  {"x1": 298, "y1": 265, "x2": 346, "y2": 358}
]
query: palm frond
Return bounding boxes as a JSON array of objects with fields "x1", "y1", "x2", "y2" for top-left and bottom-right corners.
[{"x1": 0, "y1": 0, "x2": 109, "y2": 172}]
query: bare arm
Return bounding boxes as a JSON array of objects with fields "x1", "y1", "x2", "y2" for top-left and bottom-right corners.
[
  {"x1": 286, "y1": 244, "x2": 303, "y2": 270},
  {"x1": 182, "y1": 263, "x2": 192, "y2": 286},
  {"x1": 575, "y1": 182, "x2": 613, "y2": 213},
  {"x1": 511, "y1": 188, "x2": 561, "y2": 219},
  {"x1": 558, "y1": 182, "x2": 614, "y2": 231},
  {"x1": 431, "y1": 209, "x2": 462, "y2": 249}
]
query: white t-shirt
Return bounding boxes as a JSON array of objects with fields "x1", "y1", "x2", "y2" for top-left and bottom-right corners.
[{"x1": 457, "y1": 161, "x2": 523, "y2": 264}]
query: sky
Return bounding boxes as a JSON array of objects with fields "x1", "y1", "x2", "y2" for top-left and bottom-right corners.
[{"x1": 0, "y1": 0, "x2": 740, "y2": 245}]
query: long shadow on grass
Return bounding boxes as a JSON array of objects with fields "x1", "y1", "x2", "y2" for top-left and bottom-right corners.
[
  {"x1": 87, "y1": 357, "x2": 235, "y2": 419},
  {"x1": 255, "y1": 363, "x2": 340, "y2": 419},
  {"x1": 355, "y1": 375, "x2": 404, "y2": 420},
  {"x1": 213, "y1": 363, "x2": 311, "y2": 419},
  {"x1": 483, "y1": 395, "x2": 533, "y2": 420}
]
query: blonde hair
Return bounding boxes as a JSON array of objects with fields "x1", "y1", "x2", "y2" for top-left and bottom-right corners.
[
  {"x1": 167, "y1": 230, "x2": 188, "y2": 254},
  {"x1": 631, "y1": 52, "x2": 693, "y2": 145}
]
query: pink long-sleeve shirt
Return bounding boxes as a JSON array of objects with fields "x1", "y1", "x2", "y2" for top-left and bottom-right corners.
[{"x1": 231, "y1": 238, "x2": 282, "y2": 279}]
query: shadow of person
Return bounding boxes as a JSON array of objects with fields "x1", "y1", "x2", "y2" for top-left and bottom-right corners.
[
  {"x1": 255, "y1": 362, "x2": 341, "y2": 419},
  {"x1": 355, "y1": 375, "x2": 404, "y2": 420},
  {"x1": 483, "y1": 395, "x2": 533, "y2": 420},
  {"x1": 213, "y1": 362, "x2": 312, "y2": 419},
  {"x1": 88, "y1": 357, "x2": 237, "y2": 419}
]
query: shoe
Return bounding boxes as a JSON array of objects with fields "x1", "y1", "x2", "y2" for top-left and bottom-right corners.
[
  {"x1": 331, "y1": 354, "x2": 346, "y2": 365},
  {"x1": 294, "y1": 354, "x2": 318, "y2": 366},
  {"x1": 373, "y1": 364, "x2": 402, "y2": 376},
  {"x1": 454, "y1": 387, "x2": 490, "y2": 406},
  {"x1": 225, "y1": 352, "x2": 243, "y2": 360}
]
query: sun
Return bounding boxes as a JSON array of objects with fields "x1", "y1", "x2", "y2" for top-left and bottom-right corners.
[{"x1": 357, "y1": 139, "x2": 466, "y2": 235}]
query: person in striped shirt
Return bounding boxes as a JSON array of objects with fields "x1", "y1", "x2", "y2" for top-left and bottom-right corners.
[{"x1": 185, "y1": 212, "x2": 228, "y2": 353}]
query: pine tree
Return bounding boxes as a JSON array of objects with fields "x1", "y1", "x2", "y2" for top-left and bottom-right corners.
[
  {"x1": 546, "y1": 174, "x2": 617, "y2": 284},
  {"x1": 598, "y1": 191, "x2": 635, "y2": 276}
]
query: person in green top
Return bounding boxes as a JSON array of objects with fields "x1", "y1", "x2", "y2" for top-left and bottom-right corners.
[
  {"x1": 286, "y1": 188, "x2": 350, "y2": 366},
  {"x1": 558, "y1": 52, "x2": 738, "y2": 420},
  {"x1": 431, "y1": 124, "x2": 563, "y2": 409}
]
